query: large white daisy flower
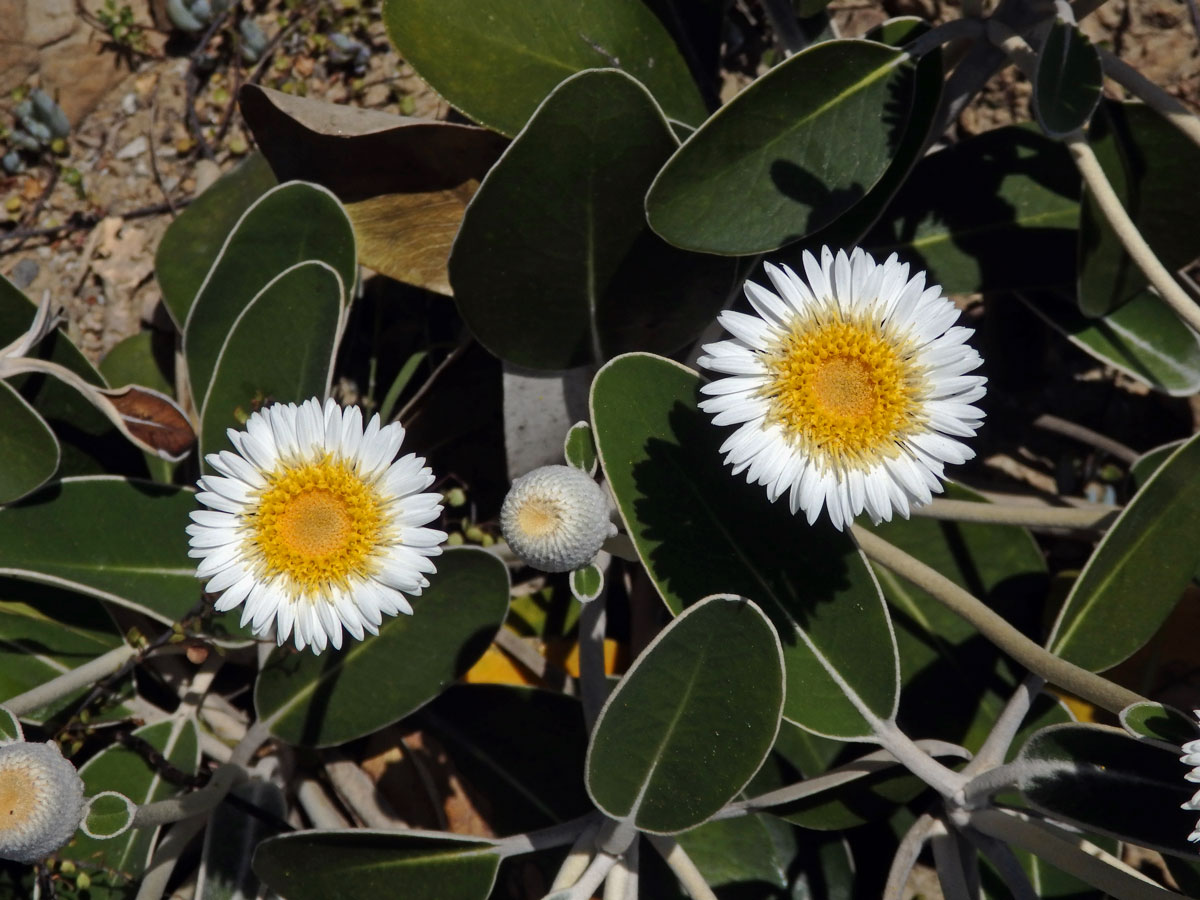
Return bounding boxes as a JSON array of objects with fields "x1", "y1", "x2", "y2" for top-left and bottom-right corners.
[
  {"x1": 187, "y1": 398, "x2": 447, "y2": 654},
  {"x1": 697, "y1": 246, "x2": 986, "y2": 531}
]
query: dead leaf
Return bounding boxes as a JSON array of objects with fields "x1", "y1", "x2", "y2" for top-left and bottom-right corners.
[{"x1": 99, "y1": 384, "x2": 196, "y2": 460}]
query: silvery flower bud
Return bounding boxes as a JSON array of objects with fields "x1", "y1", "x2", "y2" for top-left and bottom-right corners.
[
  {"x1": 0, "y1": 741, "x2": 85, "y2": 863},
  {"x1": 501, "y1": 465, "x2": 616, "y2": 573}
]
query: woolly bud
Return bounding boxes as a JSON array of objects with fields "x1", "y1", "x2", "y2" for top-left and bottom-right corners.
[
  {"x1": 0, "y1": 741, "x2": 84, "y2": 863},
  {"x1": 501, "y1": 466, "x2": 615, "y2": 573}
]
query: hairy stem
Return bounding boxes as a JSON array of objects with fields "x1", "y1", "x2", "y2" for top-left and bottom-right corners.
[
  {"x1": 646, "y1": 835, "x2": 719, "y2": 900},
  {"x1": 851, "y1": 526, "x2": 1144, "y2": 713},
  {"x1": 3, "y1": 644, "x2": 137, "y2": 716},
  {"x1": 913, "y1": 498, "x2": 1118, "y2": 530},
  {"x1": 132, "y1": 763, "x2": 246, "y2": 828}
]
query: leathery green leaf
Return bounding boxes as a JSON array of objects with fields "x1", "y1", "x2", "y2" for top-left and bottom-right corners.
[
  {"x1": 0, "y1": 380, "x2": 59, "y2": 504},
  {"x1": 381, "y1": 0, "x2": 705, "y2": 136},
  {"x1": 255, "y1": 830, "x2": 499, "y2": 900},
  {"x1": 590, "y1": 353, "x2": 898, "y2": 740},
  {"x1": 1033, "y1": 19, "x2": 1102, "y2": 138},
  {"x1": 647, "y1": 39, "x2": 915, "y2": 254},
  {"x1": 586, "y1": 595, "x2": 784, "y2": 833},
  {"x1": 255, "y1": 548, "x2": 510, "y2": 748},
  {"x1": 1047, "y1": 430, "x2": 1200, "y2": 671}
]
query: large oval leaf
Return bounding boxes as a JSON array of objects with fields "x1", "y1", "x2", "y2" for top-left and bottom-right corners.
[
  {"x1": 1033, "y1": 19, "x2": 1102, "y2": 138},
  {"x1": 450, "y1": 69, "x2": 732, "y2": 370},
  {"x1": 0, "y1": 380, "x2": 59, "y2": 504},
  {"x1": 1016, "y1": 723, "x2": 1196, "y2": 858},
  {"x1": 0, "y1": 476, "x2": 197, "y2": 624},
  {"x1": 647, "y1": 39, "x2": 914, "y2": 254},
  {"x1": 198, "y1": 261, "x2": 343, "y2": 464},
  {"x1": 1019, "y1": 288, "x2": 1200, "y2": 396},
  {"x1": 254, "y1": 831, "x2": 499, "y2": 900},
  {"x1": 1046, "y1": 431, "x2": 1200, "y2": 671},
  {"x1": 62, "y1": 717, "x2": 200, "y2": 887},
  {"x1": 182, "y1": 182, "x2": 355, "y2": 406},
  {"x1": 586, "y1": 595, "x2": 784, "y2": 834},
  {"x1": 865, "y1": 125, "x2": 1079, "y2": 293},
  {"x1": 590, "y1": 353, "x2": 899, "y2": 740},
  {"x1": 254, "y1": 547, "x2": 509, "y2": 748},
  {"x1": 865, "y1": 482, "x2": 1048, "y2": 751},
  {"x1": 156, "y1": 153, "x2": 278, "y2": 326},
  {"x1": 381, "y1": 0, "x2": 705, "y2": 137},
  {"x1": 1078, "y1": 102, "x2": 1200, "y2": 318},
  {"x1": 0, "y1": 578, "x2": 124, "y2": 724}
]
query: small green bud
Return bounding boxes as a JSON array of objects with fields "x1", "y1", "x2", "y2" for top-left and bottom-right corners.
[
  {"x1": 464, "y1": 525, "x2": 485, "y2": 543},
  {"x1": 447, "y1": 531, "x2": 465, "y2": 547},
  {"x1": 76, "y1": 872, "x2": 91, "y2": 891},
  {"x1": 443, "y1": 487, "x2": 466, "y2": 508}
]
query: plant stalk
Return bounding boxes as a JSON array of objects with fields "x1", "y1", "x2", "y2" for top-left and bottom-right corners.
[{"x1": 913, "y1": 498, "x2": 1118, "y2": 530}]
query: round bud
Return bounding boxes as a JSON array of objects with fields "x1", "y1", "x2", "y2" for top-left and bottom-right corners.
[
  {"x1": 501, "y1": 465, "x2": 615, "y2": 573},
  {"x1": 0, "y1": 741, "x2": 85, "y2": 863}
]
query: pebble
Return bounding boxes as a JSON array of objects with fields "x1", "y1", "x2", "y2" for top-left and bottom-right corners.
[
  {"x1": 10, "y1": 259, "x2": 39, "y2": 289},
  {"x1": 115, "y1": 136, "x2": 148, "y2": 160},
  {"x1": 121, "y1": 93, "x2": 138, "y2": 116}
]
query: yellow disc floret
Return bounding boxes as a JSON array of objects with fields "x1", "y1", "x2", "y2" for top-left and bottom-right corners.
[
  {"x1": 762, "y1": 314, "x2": 924, "y2": 468},
  {"x1": 0, "y1": 769, "x2": 39, "y2": 828},
  {"x1": 250, "y1": 457, "x2": 384, "y2": 595}
]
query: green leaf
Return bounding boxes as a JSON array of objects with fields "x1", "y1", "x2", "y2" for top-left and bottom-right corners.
[
  {"x1": 865, "y1": 482, "x2": 1048, "y2": 751},
  {"x1": 1016, "y1": 723, "x2": 1196, "y2": 858},
  {"x1": 199, "y1": 779, "x2": 287, "y2": 900},
  {"x1": 1131, "y1": 440, "x2": 1183, "y2": 489},
  {"x1": 865, "y1": 125, "x2": 1079, "y2": 293},
  {"x1": 569, "y1": 564, "x2": 603, "y2": 603},
  {"x1": 1046, "y1": 431, "x2": 1200, "y2": 671},
  {"x1": 1033, "y1": 19, "x2": 1102, "y2": 138},
  {"x1": 779, "y1": 17, "x2": 944, "y2": 253},
  {"x1": 0, "y1": 277, "x2": 145, "y2": 479},
  {"x1": 646, "y1": 39, "x2": 915, "y2": 254},
  {"x1": 198, "y1": 261, "x2": 343, "y2": 464},
  {"x1": 98, "y1": 332, "x2": 173, "y2": 397},
  {"x1": 1078, "y1": 102, "x2": 1200, "y2": 317},
  {"x1": 449, "y1": 69, "x2": 732, "y2": 369},
  {"x1": 381, "y1": 0, "x2": 705, "y2": 137},
  {"x1": 674, "y1": 813, "x2": 796, "y2": 889},
  {"x1": 156, "y1": 153, "x2": 278, "y2": 326},
  {"x1": 0, "y1": 477, "x2": 197, "y2": 625},
  {"x1": 563, "y1": 421, "x2": 597, "y2": 476},
  {"x1": 586, "y1": 595, "x2": 784, "y2": 833},
  {"x1": 0, "y1": 578, "x2": 125, "y2": 724},
  {"x1": 0, "y1": 708, "x2": 21, "y2": 742},
  {"x1": 421, "y1": 684, "x2": 591, "y2": 833},
  {"x1": 82, "y1": 792, "x2": 136, "y2": 839},
  {"x1": 590, "y1": 353, "x2": 899, "y2": 739},
  {"x1": 254, "y1": 831, "x2": 500, "y2": 900},
  {"x1": 254, "y1": 547, "x2": 510, "y2": 748},
  {"x1": 181, "y1": 182, "x2": 355, "y2": 407},
  {"x1": 0, "y1": 380, "x2": 59, "y2": 504},
  {"x1": 63, "y1": 717, "x2": 199, "y2": 887},
  {"x1": 1019, "y1": 289, "x2": 1200, "y2": 396},
  {"x1": 1120, "y1": 701, "x2": 1198, "y2": 747}
]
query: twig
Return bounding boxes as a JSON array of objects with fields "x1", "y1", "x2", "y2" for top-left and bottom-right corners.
[
  {"x1": 1032, "y1": 413, "x2": 1139, "y2": 464},
  {"x1": 148, "y1": 84, "x2": 177, "y2": 218},
  {"x1": 0, "y1": 200, "x2": 189, "y2": 246},
  {"x1": 912, "y1": 496, "x2": 1119, "y2": 529},
  {"x1": 395, "y1": 334, "x2": 473, "y2": 422},
  {"x1": 851, "y1": 525, "x2": 1145, "y2": 714}
]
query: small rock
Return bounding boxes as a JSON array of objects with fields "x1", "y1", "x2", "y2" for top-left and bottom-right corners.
[
  {"x1": 121, "y1": 92, "x2": 138, "y2": 115},
  {"x1": 116, "y1": 136, "x2": 148, "y2": 160},
  {"x1": 10, "y1": 258, "x2": 39, "y2": 289},
  {"x1": 192, "y1": 159, "x2": 221, "y2": 195}
]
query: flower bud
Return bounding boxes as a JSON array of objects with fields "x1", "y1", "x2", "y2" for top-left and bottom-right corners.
[
  {"x1": 0, "y1": 741, "x2": 85, "y2": 863},
  {"x1": 501, "y1": 465, "x2": 615, "y2": 573}
]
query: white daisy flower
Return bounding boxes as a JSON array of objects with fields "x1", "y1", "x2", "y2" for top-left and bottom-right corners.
[
  {"x1": 697, "y1": 247, "x2": 986, "y2": 531},
  {"x1": 501, "y1": 465, "x2": 616, "y2": 573},
  {"x1": 187, "y1": 398, "x2": 447, "y2": 654},
  {"x1": 1180, "y1": 713, "x2": 1200, "y2": 842},
  {"x1": 0, "y1": 741, "x2": 85, "y2": 864}
]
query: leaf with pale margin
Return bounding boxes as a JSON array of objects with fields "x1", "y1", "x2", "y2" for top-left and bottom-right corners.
[
  {"x1": 381, "y1": 0, "x2": 705, "y2": 136},
  {"x1": 590, "y1": 352, "x2": 899, "y2": 739},
  {"x1": 254, "y1": 830, "x2": 500, "y2": 900},
  {"x1": 647, "y1": 39, "x2": 915, "y2": 255},
  {"x1": 1033, "y1": 19, "x2": 1102, "y2": 138},
  {"x1": 0, "y1": 380, "x2": 59, "y2": 504},
  {"x1": 1046, "y1": 430, "x2": 1200, "y2": 671},
  {"x1": 449, "y1": 69, "x2": 733, "y2": 369},
  {"x1": 563, "y1": 420, "x2": 597, "y2": 476},
  {"x1": 255, "y1": 548, "x2": 510, "y2": 748},
  {"x1": 586, "y1": 595, "x2": 784, "y2": 833},
  {"x1": 1120, "y1": 701, "x2": 1198, "y2": 749}
]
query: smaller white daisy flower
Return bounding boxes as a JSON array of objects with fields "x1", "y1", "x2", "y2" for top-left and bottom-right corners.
[
  {"x1": 187, "y1": 398, "x2": 448, "y2": 655},
  {"x1": 1180, "y1": 710, "x2": 1200, "y2": 843},
  {"x1": 501, "y1": 466, "x2": 616, "y2": 573},
  {"x1": 0, "y1": 741, "x2": 84, "y2": 864},
  {"x1": 697, "y1": 246, "x2": 986, "y2": 530}
]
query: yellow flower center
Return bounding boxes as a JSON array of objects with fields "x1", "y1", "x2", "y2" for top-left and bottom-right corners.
[
  {"x1": 0, "y1": 769, "x2": 38, "y2": 828},
  {"x1": 250, "y1": 458, "x2": 384, "y2": 595},
  {"x1": 517, "y1": 499, "x2": 561, "y2": 537},
  {"x1": 762, "y1": 316, "x2": 924, "y2": 468}
]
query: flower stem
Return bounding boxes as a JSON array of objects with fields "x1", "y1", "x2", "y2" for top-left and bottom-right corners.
[
  {"x1": 850, "y1": 525, "x2": 1144, "y2": 714},
  {"x1": 3, "y1": 644, "x2": 137, "y2": 717},
  {"x1": 646, "y1": 835, "x2": 719, "y2": 900},
  {"x1": 912, "y1": 498, "x2": 1118, "y2": 530},
  {"x1": 132, "y1": 763, "x2": 246, "y2": 828}
]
